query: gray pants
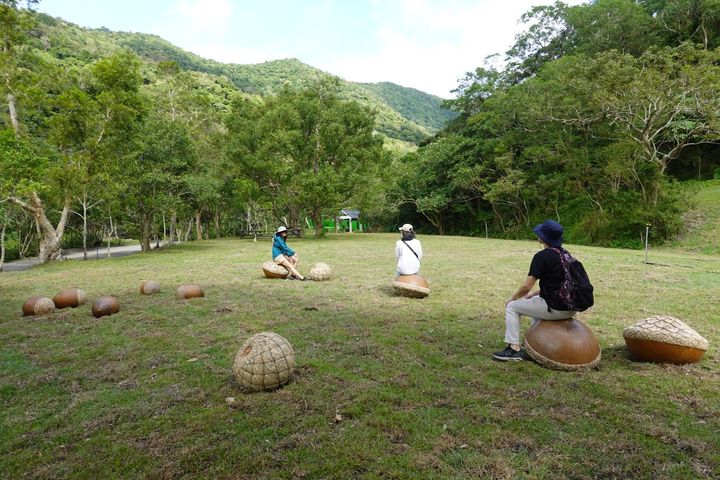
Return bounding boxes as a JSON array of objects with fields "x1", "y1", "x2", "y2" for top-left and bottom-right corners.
[{"x1": 504, "y1": 295, "x2": 576, "y2": 345}]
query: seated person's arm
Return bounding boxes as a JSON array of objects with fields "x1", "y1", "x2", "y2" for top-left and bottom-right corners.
[{"x1": 507, "y1": 276, "x2": 537, "y2": 304}]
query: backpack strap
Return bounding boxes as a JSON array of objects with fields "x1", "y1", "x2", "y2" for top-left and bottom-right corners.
[{"x1": 401, "y1": 239, "x2": 420, "y2": 260}]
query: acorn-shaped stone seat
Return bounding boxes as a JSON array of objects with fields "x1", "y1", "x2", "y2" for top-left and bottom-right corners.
[
  {"x1": 309, "y1": 262, "x2": 331, "y2": 281},
  {"x1": 262, "y1": 261, "x2": 289, "y2": 279},
  {"x1": 392, "y1": 274, "x2": 430, "y2": 298},
  {"x1": 524, "y1": 318, "x2": 601, "y2": 371},
  {"x1": 140, "y1": 280, "x2": 161, "y2": 295},
  {"x1": 22, "y1": 296, "x2": 55, "y2": 316},
  {"x1": 623, "y1": 315, "x2": 708, "y2": 364},
  {"x1": 92, "y1": 296, "x2": 120, "y2": 318},
  {"x1": 53, "y1": 288, "x2": 87, "y2": 309},
  {"x1": 233, "y1": 332, "x2": 296, "y2": 392},
  {"x1": 176, "y1": 284, "x2": 205, "y2": 300}
]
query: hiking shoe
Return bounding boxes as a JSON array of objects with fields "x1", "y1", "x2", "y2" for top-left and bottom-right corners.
[{"x1": 492, "y1": 346, "x2": 526, "y2": 361}]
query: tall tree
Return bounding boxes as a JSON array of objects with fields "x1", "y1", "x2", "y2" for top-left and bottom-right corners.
[{"x1": 226, "y1": 79, "x2": 386, "y2": 236}]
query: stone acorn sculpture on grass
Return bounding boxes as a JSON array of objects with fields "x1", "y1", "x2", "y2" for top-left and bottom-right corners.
[
  {"x1": 262, "y1": 261, "x2": 289, "y2": 279},
  {"x1": 140, "y1": 280, "x2": 161, "y2": 295},
  {"x1": 524, "y1": 318, "x2": 602, "y2": 371},
  {"x1": 53, "y1": 288, "x2": 87, "y2": 309},
  {"x1": 92, "y1": 296, "x2": 120, "y2": 318},
  {"x1": 393, "y1": 274, "x2": 430, "y2": 298},
  {"x1": 233, "y1": 332, "x2": 296, "y2": 392},
  {"x1": 309, "y1": 262, "x2": 331, "y2": 281},
  {"x1": 22, "y1": 297, "x2": 55, "y2": 316},
  {"x1": 176, "y1": 284, "x2": 205, "y2": 300},
  {"x1": 623, "y1": 315, "x2": 709, "y2": 364}
]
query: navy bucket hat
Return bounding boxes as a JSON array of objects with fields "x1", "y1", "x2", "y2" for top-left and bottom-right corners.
[{"x1": 533, "y1": 220, "x2": 564, "y2": 248}]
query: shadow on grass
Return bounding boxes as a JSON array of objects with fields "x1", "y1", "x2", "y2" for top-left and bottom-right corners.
[{"x1": 377, "y1": 285, "x2": 396, "y2": 297}]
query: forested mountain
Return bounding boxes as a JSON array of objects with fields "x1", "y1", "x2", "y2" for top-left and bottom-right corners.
[
  {"x1": 30, "y1": 12, "x2": 454, "y2": 143},
  {"x1": 358, "y1": 82, "x2": 457, "y2": 132}
]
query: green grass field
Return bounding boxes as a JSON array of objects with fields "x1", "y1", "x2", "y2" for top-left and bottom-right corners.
[{"x1": 1, "y1": 234, "x2": 719, "y2": 479}]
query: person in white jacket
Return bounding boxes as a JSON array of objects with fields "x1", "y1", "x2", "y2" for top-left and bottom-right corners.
[{"x1": 395, "y1": 224, "x2": 423, "y2": 275}]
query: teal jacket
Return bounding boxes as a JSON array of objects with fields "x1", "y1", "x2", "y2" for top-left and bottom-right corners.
[{"x1": 272, "y1": 235, "x2": 295, "y2": 259}]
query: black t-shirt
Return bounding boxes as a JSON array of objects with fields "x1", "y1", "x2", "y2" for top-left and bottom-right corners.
[{"x1": 528, "y1": 248, "x2": 569, "y2": 311}]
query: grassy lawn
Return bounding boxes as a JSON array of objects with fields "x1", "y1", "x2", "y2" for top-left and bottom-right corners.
[{"x1": 1, "y1": 234, "x2": 719, "y2": 479}]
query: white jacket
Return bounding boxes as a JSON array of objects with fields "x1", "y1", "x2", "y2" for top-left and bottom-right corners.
[{"x1": 395, "y1": 239, "x2": 423, "y2": 275}]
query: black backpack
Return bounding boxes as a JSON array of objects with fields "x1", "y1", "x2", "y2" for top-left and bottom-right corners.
[{"x1": 551, "y1": 247, "x2": 594, "y2": 312}]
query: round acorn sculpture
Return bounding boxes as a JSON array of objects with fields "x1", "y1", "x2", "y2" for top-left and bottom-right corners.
[
  {"x1": 22, "y1": 296, "x2": 55, "y2": 316},
  {"x1": 92, "y1": 296, "x2": 120, "y2": 318},
  {"x1": 309, "y1": 262, "x2": 331, "y2": 281},
  {"x1": 176, "y1": 284, "x2": 205, "y2": 300},
  {"x1": 262, "y1": 261, "x2": 289, "y2": 279},
  {"x1": 233, "y1": 332, "x2": 296, "y2": 392},
  {"x1": 392, "y1": 274, "x2": 430, "y2": 298},
  {"x1": 53, "y1": 288, "x2": 87, "y2": 309},
  {"x1": 140, "y1": 280, "x2": 161, "y2": 295},
  {"x1": 524, "y1": 318, "x2": 601, "y2": 371},
  {"x1": 623, "y1": 315, "x2": 708, "y2": 364}
]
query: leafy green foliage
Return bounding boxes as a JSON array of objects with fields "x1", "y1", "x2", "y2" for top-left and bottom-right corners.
[{"x1": 226, "y1": 80, "x2": 387, "y2": 236}]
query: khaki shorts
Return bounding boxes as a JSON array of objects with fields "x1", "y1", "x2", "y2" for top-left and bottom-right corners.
[{"x1": 273, "y1": 255, "x2": 287, "y2": 264}]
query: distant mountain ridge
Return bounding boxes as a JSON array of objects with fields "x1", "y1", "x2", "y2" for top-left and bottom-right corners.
[{"x1": 31, "y1": 12, "x2": 456, "y2": 143}]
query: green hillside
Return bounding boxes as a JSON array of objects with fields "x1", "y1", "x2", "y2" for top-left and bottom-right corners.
[
  {"x1": 359, "y1": 81, "x2": 458, "y2": 131},
  {"x1": 30, "y1": 12, "x2": 451, "y2": 144},
  {"x1": 668, "y1": 180, "x2": 720, "y2": 254}
]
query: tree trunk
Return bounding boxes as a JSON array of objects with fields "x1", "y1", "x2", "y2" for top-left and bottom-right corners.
[
  {"x1": 82, "y1": 193, "x2": 88, "y2": 260},
  {"x1": 195, "y1": 210, "x2": 202, "y2": 240},
  {"x1": 169, "y1": 211, "x2": 177, "y2": 245},
  {"x1": 183, "y1": 219, "x2": 193, "y2": 242},
  {"x1": 140, "y1": 213, "x2": 152, "y2": 252},
  {"x1": 215, "y1": 211, "x2": 221, "y2": 239},
  {"x1": 312, "y1": 210, "x2": 323, "y2": 237},
  {"x1": 7, "y1": 91, "x2": 20, "y2": 137},
  {"x1": 0, "y1": 217, "x2": 6, "y2": 272},
  {"x1": 10, "y1": 192, "x2": 71, "y2": 263}
]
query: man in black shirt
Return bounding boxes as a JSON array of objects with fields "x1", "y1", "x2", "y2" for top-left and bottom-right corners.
[{"x1": 492, "y1": 220, "x2": 577, "y2": 361}]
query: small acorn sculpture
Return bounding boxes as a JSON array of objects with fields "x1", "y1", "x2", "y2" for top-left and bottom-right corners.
[
  {"x1": 92, "y1": 296, "x2": 120, "y2": 318},
  {"x1": 53, "y1": 288, "x2": 87, "y2": 309},
  {"x1": 140, "y1": 280, "x2": 161, "y2": 295},
  {"x1": 176, "y1": 284, "x2": 205, "y2": 300},
  {"x1": 22, "y1": 296, "x2": 55, "y2": 316}
]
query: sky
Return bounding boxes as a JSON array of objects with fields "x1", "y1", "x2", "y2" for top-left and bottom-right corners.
[{"x1": 37, "y1": 0, "x2": 586, "y2": 98}]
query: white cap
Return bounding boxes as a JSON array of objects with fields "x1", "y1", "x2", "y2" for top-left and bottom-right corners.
[
  {"x1": 398, "y1": 224, "x2": 413, "y2": 232},
  {"x1": 276, "y1": 226, "x2": 288, "y2": 233}
]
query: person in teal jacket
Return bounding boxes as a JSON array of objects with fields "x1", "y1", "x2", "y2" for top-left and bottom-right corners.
[{"x1": 272, "y1": 226, "x2": 306, "y2": 280}]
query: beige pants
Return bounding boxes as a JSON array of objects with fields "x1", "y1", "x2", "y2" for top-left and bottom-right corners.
[{"x1": 504, "y1": 295, "x2": 575, "y2": 345}]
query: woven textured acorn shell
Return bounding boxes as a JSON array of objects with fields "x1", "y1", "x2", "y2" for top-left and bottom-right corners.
[
  {"x1": 309, "y1": 263, "x2": 331, "y2": 281},
  {"x1": 176, "y1": 284, "x2": 204, "y2": 300},
  {"x1": 393, "y1": 274, "x2": 430, "y2": 298},
  {"x1": 524, "y1": 318, "x2": 601, "y2": 371},
  {"x1": 23, "y1": 297, "x2": 55, "y2": 316},
  {"x1": 140, "y1": 280, "x2": 161, "y2": 295},
  {"x1": 623, "y1": 315, "x2": 708, "y2": 364},
  {"x1": 92, "y1": 296, "x2": 120, "y2": 318},
  {"x1": 53, "y1": 288, "x2": 87, "y2": 309},
  {"x1": 233, "y1": 332, "x2": 296, "y2": 392},
  {"x1": 262, "y1": 261, "x2": 289, "y2": 279}
]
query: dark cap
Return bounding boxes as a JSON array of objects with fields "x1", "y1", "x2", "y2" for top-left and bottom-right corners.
[{"x1": 532, "y1": 220, "x2": 564, "y2": 248}]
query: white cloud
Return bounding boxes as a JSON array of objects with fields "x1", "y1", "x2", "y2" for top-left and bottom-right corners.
[{"x1": 325, "y1": 0, "x2": 585, "y2": 97}]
